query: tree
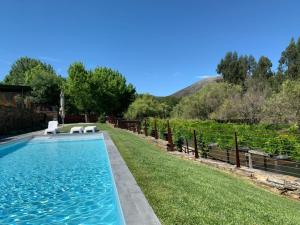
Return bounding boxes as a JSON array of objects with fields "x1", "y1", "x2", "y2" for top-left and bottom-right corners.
[
  {"x1": 217, "y1": 52, "x2": 256, "y2": 85},
  {"x1": 4, "y1": 57, "x2": 55, "y2": 85},
  {"x1": 125, "y1": 94, "x2": 169, "y2": 119},
  {"x1": 278, "y1": 38, "x2": 300, "y2": 80},
  {"x1": 262, "y1": 80, "x2": 300, "y2": 125},
  {"x1": 24, "y1": 65, "x2": 62, "y2": 106},
  {"x1": 90, "y1": 67, "x2": 135, "y2": 116},
  {"x1": 65, "y1": 62, "x2": 93, "y2": 118},
  {"x1": 253, "y1": 56, "x2": 274, "y2": 80},
  {"x1": 171, "y1": 82, "x2": 242, "y2": 119},
  {"x1": 211, "y1": 86, "x2": 269, "y2": 123},
  {"x1": 65, "y1": 64, "x2": 136, "y2": 117}
]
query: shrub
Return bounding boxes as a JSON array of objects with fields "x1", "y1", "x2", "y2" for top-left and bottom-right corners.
[{"x1": 97, "y1": 113, "x2": 106, "y2": 123}]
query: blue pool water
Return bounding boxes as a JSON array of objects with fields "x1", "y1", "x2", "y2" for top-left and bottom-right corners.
[{"x1": 0, "y1": 134, "x2": 125, "y2": 224}]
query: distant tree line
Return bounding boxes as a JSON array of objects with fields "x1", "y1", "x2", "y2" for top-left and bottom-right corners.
[
  {"x1": 126, "y1": 37, "x2": 300, "y2": 126},
  {"x1": 2, "y1": 57, "x2": 136, "y2": 118}
]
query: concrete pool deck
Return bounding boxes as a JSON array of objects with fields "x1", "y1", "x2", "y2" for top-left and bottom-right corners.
[{"x1": 104, "y1": 132, "x2": 162, "y2": 225}]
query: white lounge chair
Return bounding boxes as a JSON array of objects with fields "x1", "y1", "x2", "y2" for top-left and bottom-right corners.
[
  {"x1": 70, "y1": 126, "x2": 83, "y2": 134},
  {"x1": 44, "y1": 121, "x2": 59, "y2": 135},
  {"x1": 84, "y1": 126, "x2": 97, "y2": 133}
]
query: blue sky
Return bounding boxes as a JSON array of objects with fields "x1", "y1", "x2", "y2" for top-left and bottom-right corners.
[{"x1": 0, "y1": 0, "x2": 300, "y2": 96}]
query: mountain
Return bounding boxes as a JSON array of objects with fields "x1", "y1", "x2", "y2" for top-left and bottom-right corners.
[{"x1": 168, "y1": 76, "x2": 222, "y2": 99}]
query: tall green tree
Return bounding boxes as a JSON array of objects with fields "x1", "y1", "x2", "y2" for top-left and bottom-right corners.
[
  {"x1": 24, "y1": 65, "x2": 62, "y2": 106},
  {"x1": 90, "y1": 67, "x2": 135, "y2": 116},
  {"x1": 217, "y1": 52, "x2": 256, "y2": 85},
  {"x1": 65, "y1": 62, "x2": 93, "y2": 116},
  {"x1": 4, "y1": 57, "x2": 55, "y2": 85},
  {"x1": 65, "y1": 64, "x2": 135, "y2": 117},
  {"x1": 253, "y1": 56, "x2": 273, "y2": 80},
  {"x1": 278, "y1": 38, "x2": 300, "y2": 80}
]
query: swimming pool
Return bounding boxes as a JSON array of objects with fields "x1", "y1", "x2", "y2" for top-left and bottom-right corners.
[{"x1": 0, "y1": 134, "x2": 125, "y2": 224}]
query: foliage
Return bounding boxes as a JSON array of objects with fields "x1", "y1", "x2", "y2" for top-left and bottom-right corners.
[
  {"x1": 211, "y1": 83, "x2": 270, "y2": 123},
  {"x1": 97, "y1": 113, "x2": 106, "y2": 123},
  {"x1": 278, "y1": 37, "x2": 300, "y2": 80},
  {"x1": 171, "y1": 82, "x2": 242, "y2": 119},
  {"x1": 216, "y1": 52, "x2": 256, "y2": 85},
  {"x1": 65, "y1": 64, "x2": 135, "y2": 116},
  {"x1": 252, "y1": 56, "x2": 274, "y2": 80},
  {"x1": 90, "y1": 67, "x2": 135, "y2": 116},
  {"x1": 3, "y1": 57, "x2": 62, "y2": 106},
  {"x1": 65, "y1": 62, "x2": 92, "y2": 113},
  {"x1": 262, "y1": 80, "x2": 300, "y2": 124},
  {"x1": 25, "y1": 65, "x2": 62, "y2": 106},
  {"x1": 155, "y1": 96, "x2": 180, "y2": 109},
  {"x1": 125, "y1": 94, "x2": 170, "y2": 119},
  {"x1": 174, "y1": 136, "x2": 184, "y2": 152},
  {"x1": 146, "y1": 118, "x2": 300, "y2": 160},
  {"x1": 198, "y1": 133, "x2": 208, "y2": 158},
  {"x1": 4, "y1": 57, "x2": 55, "y2": 85}
]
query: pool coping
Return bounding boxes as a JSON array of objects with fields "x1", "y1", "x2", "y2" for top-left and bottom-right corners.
[
  {"x1": 0, "y1": 130, "x2": 44, "y2": 145},
  {"x1": 103, "y1": 132, "x2": 162, "y2": 225}
]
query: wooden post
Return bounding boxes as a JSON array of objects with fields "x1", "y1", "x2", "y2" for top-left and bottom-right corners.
[
  {"x1": 185, "y1": 138, "x2": 189, "y2": 154},
  {"x1": 193, "y1": 130, "x2": 199, "y2": 159},
  {"x1": 263, "y1": 156, "x2": 267, "y2": 171},
  {"x1": 234, "y1": 132, "x2": 240, "y2": 168},
  {"x1": 154, "y1": 119, "x2": 158, "y2": 139},
  {"x1": 136, "y1": 123, "x2": 140, "y2": 134},
  {"x1": 167, "y1": 120, "x2": 174, "y2": 151},
  {"x1": 226, "y1": 149, "x2": 230, "y2": 164},
  {"x1": 248, "y1": 153, "x2": 253, "y2": 169},
  {"x1": 144, "y1": 120, "x2": 148, "y2": 136}
]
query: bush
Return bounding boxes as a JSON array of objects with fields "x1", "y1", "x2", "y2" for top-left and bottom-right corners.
[{"x1": 97, "y1": 113, "x2": 106, "y2": 123}]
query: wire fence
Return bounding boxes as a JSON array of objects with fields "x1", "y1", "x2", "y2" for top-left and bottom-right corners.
[{"x1": 110, "y1": 118, "x2": 300, "y2": 178}]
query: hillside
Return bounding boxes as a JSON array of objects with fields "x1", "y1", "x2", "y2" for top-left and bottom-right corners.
[{"x1": 169, "y1": 76, "x2": 222, "y2": 98}]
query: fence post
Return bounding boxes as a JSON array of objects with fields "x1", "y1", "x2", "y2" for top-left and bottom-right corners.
[
  {"x1": 144, "y1": 120, "x2": 148, "y2": 136},
  {"x1": 185, "y1": 138, "x2": 189, "y2": 154},
  {"x1": 248, "y1": 152, "x2": 253, "y2": 169},
  {"x1": 138, "y1": 121, "x2": 142, "y2": 134},
  {"x1": 167, "y1": 120, "x2": 174, "y2": 151},
  {"x1": 226, "y1": 149, "x2": 230, "y2": 163},
  {"x1": 154, "y1": 119, "x2": 158, "y2": 139},
  {"x1": 263, "y1": 156, "x2": 267, "y2": 170},
  {"x1": 234, "y1": 132, "x2": 240, "y2": 168},
  {"x1": 193, "y1": 130, "x2": 199, "y2": 159}
]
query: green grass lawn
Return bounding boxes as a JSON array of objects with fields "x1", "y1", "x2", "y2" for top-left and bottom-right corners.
[{"x1": 60, "y1": 123, "x2": 300, "y2": 225}]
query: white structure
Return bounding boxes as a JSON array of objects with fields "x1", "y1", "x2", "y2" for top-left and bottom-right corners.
[
  {"x1": 70, "y1": 126, "x2": 84, "y2": 134},
  {"x1": 44, "y1": 121, "x2": 59, "y2": 135},
  {"x1": 59, "y1": 91, "x2": 65, "y2": 125},
  {"x1": 84, "y1": 126, "x2": 97, "y2": 133}
]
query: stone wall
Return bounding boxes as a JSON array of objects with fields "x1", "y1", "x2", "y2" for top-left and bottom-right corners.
[{"x1": 0, "y1": 106, "x2": 47, "y2": 135}]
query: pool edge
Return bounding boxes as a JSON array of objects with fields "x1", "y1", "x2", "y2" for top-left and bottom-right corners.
[{"x1": 103, "y1": 131, "x2": 162, "y2": 225}]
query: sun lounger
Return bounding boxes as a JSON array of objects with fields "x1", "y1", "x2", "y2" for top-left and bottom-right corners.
[
  {"x1": 84, "y1": 126, "x2": 97, "y2": 133},
  {"x1": 44, "y1": 121, "x2": 59, "y2": 135},
  {"x1": 70, "y1": 126, "x2": 84, "y2": 134}
]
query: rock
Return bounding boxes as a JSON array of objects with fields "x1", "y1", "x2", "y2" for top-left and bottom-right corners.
[{"x1": 267, "y1": 177, "x2": 285, "y2": 186}]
